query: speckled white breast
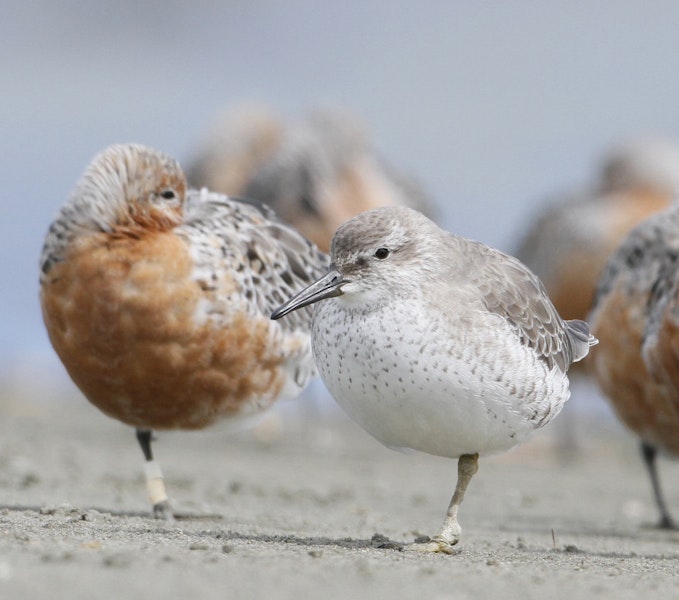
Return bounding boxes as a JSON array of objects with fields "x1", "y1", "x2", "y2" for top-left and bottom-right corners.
[{"x1": 311, "y1": 295, "x2": 570, "y2": 458}]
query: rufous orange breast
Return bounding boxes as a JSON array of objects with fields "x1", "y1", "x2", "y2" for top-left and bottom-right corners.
[
  {"x1": 40, "y1": 143, "x2": 328, "y2": 517},
  {"x1": 590, "y1": 202, "x2": 679, "y2": 528}
]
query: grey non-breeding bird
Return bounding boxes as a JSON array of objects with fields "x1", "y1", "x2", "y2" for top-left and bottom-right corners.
[{"x1": 273, "y1": 205, "x2": 596, "y2": 553}]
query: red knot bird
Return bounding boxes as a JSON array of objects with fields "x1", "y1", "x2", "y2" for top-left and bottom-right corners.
[
  {"x1": 517, "y1": 137, "x2": 679, "y2": 324},
  {"x1": 590, "y1": 202, "x2": 679, "y2": 529},
  {"x1": 40, "y1": 143, "x2": 327, "y2": 519},
  {"x1": 272, "y1": 205, "x2": 597, "y2": 553},
  {"x1": 185, "y1": 105, "x2": 283, "y2": 197},
  {"x1": 187, "y1": 106, "x2": 434, "y2": 252}
]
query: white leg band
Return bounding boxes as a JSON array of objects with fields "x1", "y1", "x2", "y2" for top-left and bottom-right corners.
[{"x1": 143, "y1": 460, "x2": 168, "y2": 506}]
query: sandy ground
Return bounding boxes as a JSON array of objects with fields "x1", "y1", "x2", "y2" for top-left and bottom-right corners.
[{"x1": 0, "y1": 384, "x2": 678, "y2": 600}]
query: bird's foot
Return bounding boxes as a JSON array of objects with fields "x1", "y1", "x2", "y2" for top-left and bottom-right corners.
[
  {"x1": 152, "y1": 500, "x2": 175, "y2": 521},
  {"x1": 407, "y1": 535, "x2": 461, "y2": 555},
  {"x1": 152, "y1": 501, "x2": 223, "y2": 521},
  {"x1": 656, "y1": 515, "x2": 678, "y2": 530}
]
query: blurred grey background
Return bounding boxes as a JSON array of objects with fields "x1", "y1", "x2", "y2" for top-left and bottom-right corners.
[{"x1": 3, "y1": 1, "x2": 679, "y2": 396}]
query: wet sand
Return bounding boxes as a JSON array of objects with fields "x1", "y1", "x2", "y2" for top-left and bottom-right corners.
[{"x1": 0, "y1": 386, "x2": 678, "y2": 599}]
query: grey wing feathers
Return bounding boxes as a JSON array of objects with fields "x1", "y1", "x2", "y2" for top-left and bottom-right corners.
[
  {"x1": 592, "y1": 207, "x2": 679, "y2": 313},
  {"x1": 591, "y1": 205, "x2": 679, "y2": 349},
  {"x1": 592, "y1": 217, "x2": 664, "y2": 310},
  {"x1": 474, "y1": 242, "x2": 596, "y2": 371},
  {"x1": 564, "y1": 319, "x2": 598, "y2": 363}
]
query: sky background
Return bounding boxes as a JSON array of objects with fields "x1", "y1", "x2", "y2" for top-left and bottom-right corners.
[{"x1": 4, "y1": 1, "x2": 679, "y2": 399}]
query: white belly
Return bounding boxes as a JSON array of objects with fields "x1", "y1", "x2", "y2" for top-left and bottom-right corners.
[{"x1": 311, "y1": 297, "x2": 570, "y2": 459}]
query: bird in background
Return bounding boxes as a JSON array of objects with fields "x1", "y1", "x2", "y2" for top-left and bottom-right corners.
[
  {"x1": 40, "y1": 143, "x2": 328, "y2": 519},
  {"x1": 517, "y1": 137, "x2": 679, "y2": 325},
  {"x1": 273, "y1": 206, "x2": 597, "y2": 553},
  {"x1": 185, "y1": 105, "x2": 283, "y2": 199},
  {"x1": 590, "y1": 202, "x2": 679, "y2": 529},
  {"x1": 186, "y1": 105, "x2": 435, "y2": 252}
]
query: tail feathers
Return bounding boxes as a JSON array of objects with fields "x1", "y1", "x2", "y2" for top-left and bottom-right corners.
[{"x1": 566, "y1": 319, "x2": 598, "y2": 364}]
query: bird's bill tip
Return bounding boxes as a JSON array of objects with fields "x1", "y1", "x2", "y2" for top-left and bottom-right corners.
[{"x1": 271, "y1": 267, "x2": 346, "y2": 320}]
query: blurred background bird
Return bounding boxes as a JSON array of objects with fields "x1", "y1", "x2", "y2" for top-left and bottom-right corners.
[
  {"x1": 516, "y1": 137, "x2": 679, "y2": 327},
  {"x1": 186, "y1": 106, "x2": 435, "y2": 252},
  {"x1": 514, "y1": 137, "x2": 679, "y2": 459},
  {"x1": 184, "y1": 105, "x2": 284, "y2": 201},
  {"x1": 589, "y1": 202, "x2": 679, "y2": 529}
]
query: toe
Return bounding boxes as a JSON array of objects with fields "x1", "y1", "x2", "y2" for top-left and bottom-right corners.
[
  {"x1": 152, "y1": 500, "x2": 175, "y2": 521},
  {"x1": 408, "y1": 536, "x2": 461, "y2": 555}
]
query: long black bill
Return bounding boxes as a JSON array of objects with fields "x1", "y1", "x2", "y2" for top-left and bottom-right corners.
[{"x1": 271, "y1": 266, "x2": 347, "y2": 320}]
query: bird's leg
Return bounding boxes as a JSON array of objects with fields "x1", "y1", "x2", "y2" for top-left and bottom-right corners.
[
  {"x1": 640, "y1": 441, "x2": 675, "y2": 529},
  {"x1": 410, "y1": 453, "x2": 479, "y2": 554},
  {"x1": 136, "y1": 428, "x2": 173, "y2": 520}
]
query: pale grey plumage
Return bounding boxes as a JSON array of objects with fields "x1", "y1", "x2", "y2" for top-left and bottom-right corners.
[
  {"x1": 460, "y1": 238, "x2": 591, "y2": 372},
  {"x1": 329, "y1": 205, "x2": 593, "y2": 376},
  {"x1": 272, "y1": 205, "x2": 597, "y2": 552}
]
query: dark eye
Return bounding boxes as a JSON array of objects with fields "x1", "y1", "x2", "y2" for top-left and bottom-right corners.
[
  {"x1": 374, "y1": 247, "x2": 390, "y2": 260},
  {"x1": 160, "y1": 189, "x2": 176, "y2": 200}
]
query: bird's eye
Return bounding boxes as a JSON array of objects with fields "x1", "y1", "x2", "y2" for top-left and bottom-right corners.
[
  {"x1": 374, "y1": 247, "x2": 390, "y2": 260},
  {"x1": 160, "y1": 189, "x2": 176, "y2": 200}
]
